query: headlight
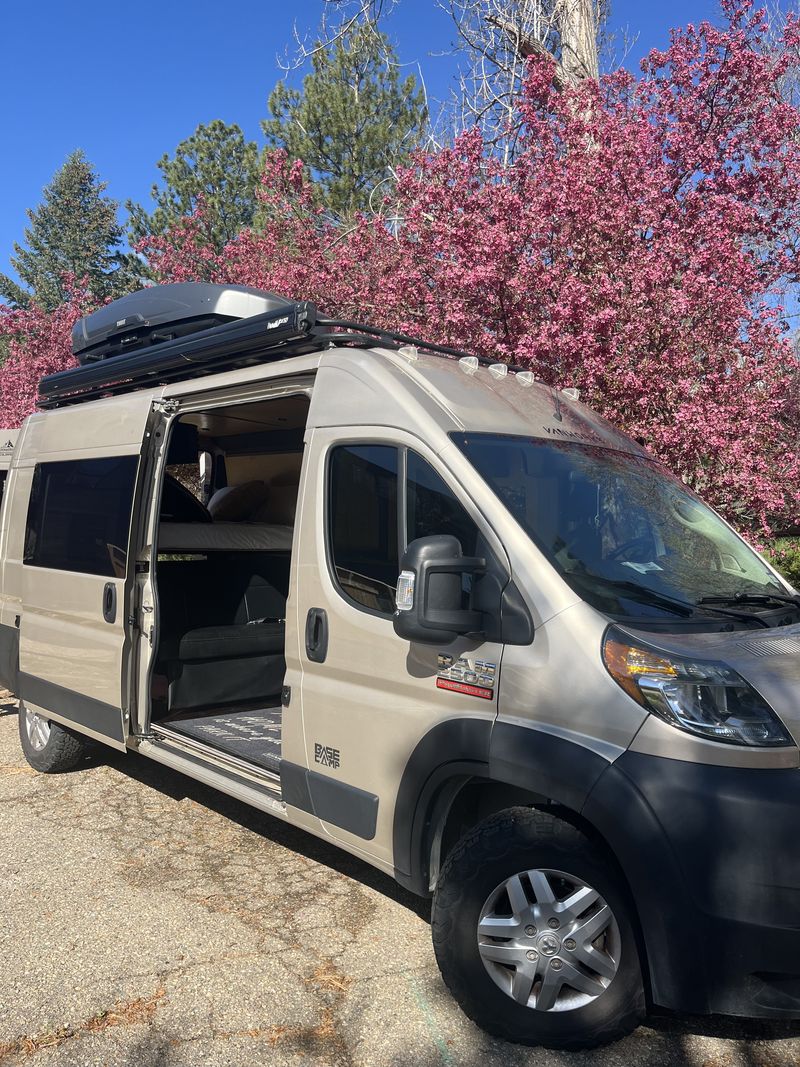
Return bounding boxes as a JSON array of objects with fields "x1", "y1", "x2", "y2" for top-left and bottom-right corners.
[{"x1": 602, "y1": 627, "x2": 793, "y2": 748}]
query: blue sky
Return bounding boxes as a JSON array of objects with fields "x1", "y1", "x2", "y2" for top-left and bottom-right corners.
[{"x1": 1, "y1": 0, "x2": 718, "y2": 277}]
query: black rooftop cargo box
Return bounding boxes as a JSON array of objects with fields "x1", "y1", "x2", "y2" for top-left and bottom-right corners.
[
  {"x1": 40, "y1": 281, "x2": 479, "y2": 408},
  {"x1": 72, "y1": 283, "x2": 294, "y2": 364}
]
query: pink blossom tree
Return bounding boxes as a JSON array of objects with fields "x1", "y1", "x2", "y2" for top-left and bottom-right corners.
[
  {"x1": 0, "y1": 290, "x2": 87, "y2": 427},
  {"x1": 4, "y1": 0, "x2": 799, "y2": 535}
]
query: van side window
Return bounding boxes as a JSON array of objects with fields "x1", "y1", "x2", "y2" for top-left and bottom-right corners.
[
  {"x1": 329, "y1": 445, "x2": 399, "y2": 613},
  {"x1": 407, "y1": 451, "x2": 480, "y2": 555},
  {"x1": 328, "y1": 446, "x2": 482, "y2": 617},
  {"x1": 24, "y1": 457, "x2": 139, "y2": 578}
]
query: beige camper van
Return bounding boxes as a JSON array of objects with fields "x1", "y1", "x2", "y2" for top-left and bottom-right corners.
[{"x1": 2, "y1": 283, "x2": 800, "y2": 1049}]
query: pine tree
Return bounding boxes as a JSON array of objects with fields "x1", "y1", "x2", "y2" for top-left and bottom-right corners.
[
  {"x1": 262, "y1": 23, "x2": 428, "y2": 220},
  {"x1": 127, "y1": 120, "x2": 261, "y2": 253},
  {"x1": 0, "y1": 151, "x2": 135, "y2": 311}
]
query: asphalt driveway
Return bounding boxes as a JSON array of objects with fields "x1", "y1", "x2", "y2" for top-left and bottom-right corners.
[{"x1": 1, "y1": 695, "x2": 799, "y2": 1067}]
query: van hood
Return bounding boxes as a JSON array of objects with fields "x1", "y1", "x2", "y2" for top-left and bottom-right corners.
[{"x1": 622, "y1": 622, "x2": 800, "y2": 746}]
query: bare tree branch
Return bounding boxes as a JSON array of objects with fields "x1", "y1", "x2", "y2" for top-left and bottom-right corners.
[
  {"x1": 277, "y1": 0, "x2": 393, "y2": 72},
  {"x1": 445, "y1": 0, "x2": 606, "y2": 163}
]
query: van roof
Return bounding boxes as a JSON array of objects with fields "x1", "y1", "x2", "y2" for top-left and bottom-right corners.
[
  {"x1": 307, "y1": 346, "x2": 644, "y2": 457},
  {"x1": 35, "y1": 285, "x2": 641, "y2": 457},
  {"x1": 25, "y1": 341, "x2": 642, "y2": 460}
]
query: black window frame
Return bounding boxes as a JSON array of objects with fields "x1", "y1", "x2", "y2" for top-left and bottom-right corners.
[
  {"x1": 325, "y1": 442, "x2": 484, "y2": 619},
  {"x1": 23, "y1": 455, "x2": 140, "y2": 578},
  {"x1": 326, "y1": 443, "x2": 402, "y2": 618}
]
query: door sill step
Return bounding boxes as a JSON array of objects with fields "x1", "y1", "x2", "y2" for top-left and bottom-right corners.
[{"x1": 146, "y1": 725, "x2": 284, "y2": 804}]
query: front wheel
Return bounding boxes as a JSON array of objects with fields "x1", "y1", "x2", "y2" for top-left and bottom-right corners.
[
  {"x1": 18, "y1": 703, "x2": 90, "y2": 773},
  {"x1": 432, "y1": 807, "x2": 645, "y2": 1049}
]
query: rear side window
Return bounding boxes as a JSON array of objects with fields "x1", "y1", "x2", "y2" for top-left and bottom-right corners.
[
  {"x1": 24, "y1": 456, "x2": 138, "y2": 577},
  {"x1": 328, "y1": 445, "x2": 399, "y2": 613}
]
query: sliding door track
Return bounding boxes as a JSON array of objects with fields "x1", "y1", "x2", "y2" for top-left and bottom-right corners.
[{"x1": 149, "y1": 722, "x2": 283, "y2": 799}]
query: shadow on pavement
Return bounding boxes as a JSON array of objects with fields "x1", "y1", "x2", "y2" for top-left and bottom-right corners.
[
  {"x1": 104, "y1": 743, "x2": 432, "y2": 922},
  {"x1": 650, "y1": 1008, "x2": 800, "y2": 1041},
  {"x1": 71, "y1": 746, "x2": 800, "y2": 1064}
]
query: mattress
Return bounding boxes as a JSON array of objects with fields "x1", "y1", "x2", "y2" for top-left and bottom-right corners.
[{"x1": 158, "y1": 521, "x2": 294, "y2": 553}]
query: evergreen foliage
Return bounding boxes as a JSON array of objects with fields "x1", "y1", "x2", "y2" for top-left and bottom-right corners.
[
  {"x1": 127, "y1": 120, "x2": 262, "y2": 255},
  {"x1": 262, "y1": 23, "x2": 428, "y2": 219},
  {"x1": 0, "y1": 150, "x2": 135, "y2": 311}
]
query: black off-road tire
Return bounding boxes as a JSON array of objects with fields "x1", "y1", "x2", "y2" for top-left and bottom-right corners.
[
  {"x1": 18, "y1": 704, "x2": 89, "y2": 773},
  {"x1": 432, "y1": 806, "x2": 645, "y2": 1050}
]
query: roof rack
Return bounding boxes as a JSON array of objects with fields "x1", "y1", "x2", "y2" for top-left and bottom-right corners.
[{"x1": 38, "y1": 301, "x2": 496, "y2": 409}]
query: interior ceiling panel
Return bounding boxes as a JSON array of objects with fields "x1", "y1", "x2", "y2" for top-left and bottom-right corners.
[{"x1": 183, "y1": 395, "x2": 310, "y2": 437}]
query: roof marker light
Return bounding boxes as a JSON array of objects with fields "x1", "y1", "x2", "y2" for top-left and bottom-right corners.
[
  {"x1": 488, "y1": 362, "x2": 508, "y2": 379},
  {"x1": 398, "y1": 344, "x2": 419, "y2": 361},
  {"x1": 562, "y1": 387, "x2": 581, "y2": 401},
  {"x1": 459, "y1": 356, "x2": 479, "y2": 374},
  {"x1": 516, "y1": 371, "x2": 535, "y2": 387}
]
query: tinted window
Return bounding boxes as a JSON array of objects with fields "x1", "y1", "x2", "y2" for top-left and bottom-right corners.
[
  {"x1": 24, "y1": 457, "x2": 138, "y2": 577},
  {"x1": 407, "y1": 451, "x2": 480, "y2": 554},
  {"x1": 329, "y1": 445, "x2": 399, "y2": 613}
]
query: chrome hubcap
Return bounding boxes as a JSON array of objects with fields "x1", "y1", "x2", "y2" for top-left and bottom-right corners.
[
  {"x1": 24, "y1": 707, "x2": 51, "y2": 751},
  {"x1": 477, "y1": 867, "x2": 621, "y2": 1012}
]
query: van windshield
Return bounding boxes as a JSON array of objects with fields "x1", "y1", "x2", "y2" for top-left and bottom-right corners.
[{"x1": 453, "y1": 433, "x2": 789, "y2": 620}]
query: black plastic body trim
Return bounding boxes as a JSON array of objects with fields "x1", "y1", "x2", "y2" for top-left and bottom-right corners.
[
  {"x1": 19, "y1": 672, "x2": 125, "y2": 746},
  {"x1": 584, "y1": 751, "x2": 800, "y2": 1018},
  {"x1": 489, "y1": 721, "x2": 609, "y2": 812},
  {"x1": 0, "y1": 622, "x2": 19, "y2": 694},
  {"x1": 392, "y1": 718, "x2": 493, "y2": 893},
  {"x1": 280, "y1": 761, "x2": 378, "y2": 840},
  {"x1": 393, "y1": 721, "x2": 612, "y2": 895}
]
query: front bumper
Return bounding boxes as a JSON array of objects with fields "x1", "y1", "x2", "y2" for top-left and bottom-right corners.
[{"x1": 584, "y1": 750, "x2": 800, "y2": 1018}]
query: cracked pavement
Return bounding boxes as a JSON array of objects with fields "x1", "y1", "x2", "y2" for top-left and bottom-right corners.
[{"x1": 2, "y1": 698, "x2": 800, "y2": 1067}]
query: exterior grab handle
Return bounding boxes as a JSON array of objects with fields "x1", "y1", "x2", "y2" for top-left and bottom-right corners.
[
  {"x1": 102, "y1": 582, "x2": 117, "y2": 625},
  {"x1": 305, "y1": 608, "x2": 328, "y2": 663}
]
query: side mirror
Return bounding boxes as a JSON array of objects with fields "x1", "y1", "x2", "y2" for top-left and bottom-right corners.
[{"x1": 393, "y1": 535, "x2": 486, "y2": 645}]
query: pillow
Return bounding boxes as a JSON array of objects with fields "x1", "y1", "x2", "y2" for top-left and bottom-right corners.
[
  {"x1": 208, "y1": 481, "x2": 269, "y2": 521},
  {"x1": 252, "y1": 483, "x2": 298, "y2": 525}
]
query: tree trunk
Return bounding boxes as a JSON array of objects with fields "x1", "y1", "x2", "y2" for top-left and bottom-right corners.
[{"x1": 558, "y1": 0, "x2": 599, "y2": 82}]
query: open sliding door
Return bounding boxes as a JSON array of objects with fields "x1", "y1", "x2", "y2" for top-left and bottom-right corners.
[{"x1": 18, "y1": 394, "x2": 157, "y2": 750}]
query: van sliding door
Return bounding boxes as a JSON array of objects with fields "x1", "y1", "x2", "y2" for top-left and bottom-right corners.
[{"x1": 18, "y1": 395, "x2": 155, "y2": 750}]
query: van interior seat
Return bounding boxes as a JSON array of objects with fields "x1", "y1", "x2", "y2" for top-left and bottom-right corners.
[
  {"x1": 155, "y1": 466, "x2": 301, "y2": 715},
  {"x1": 155, "y1": 550, "x2": 290, "y2": 714}
]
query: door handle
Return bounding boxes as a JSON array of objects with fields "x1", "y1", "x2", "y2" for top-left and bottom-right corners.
[
  {"x1": 305, "y1": 607, "x2": 328, "y2": 663},
  {"x1": 102, "y1": 582, "x2": 117, "y2": 624}
]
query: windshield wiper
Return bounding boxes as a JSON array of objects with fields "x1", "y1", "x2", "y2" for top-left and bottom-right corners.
[
  {"x1": 698, "y1": 592, "x2": 800, "y2": 610},
  {"x1": 571, "y1": 576, "x2": 696, "y2": 617},
  {"x1": 574, "y1": 575, "x2": 770, "y2": 626}
]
